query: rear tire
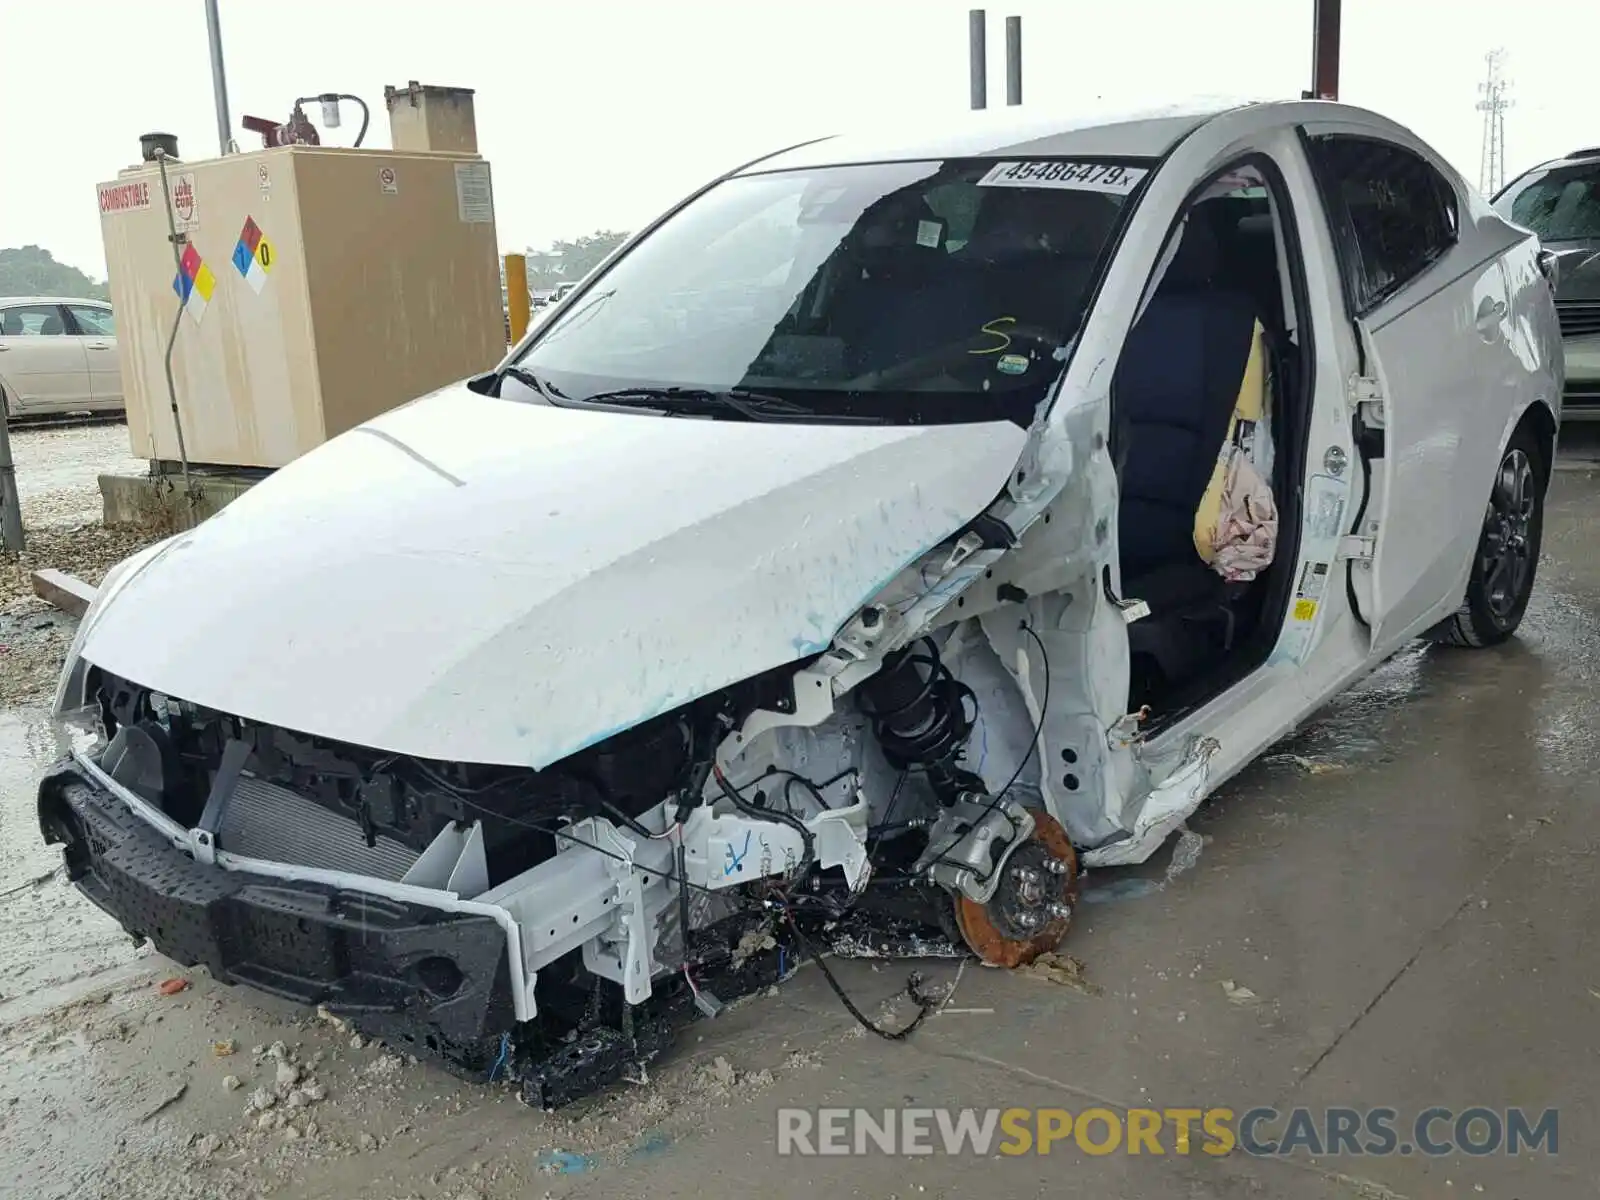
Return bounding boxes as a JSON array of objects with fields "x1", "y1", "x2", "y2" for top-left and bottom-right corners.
[{"x1": 1429, "y1": 426, "x2": 1544, "y2": 648}]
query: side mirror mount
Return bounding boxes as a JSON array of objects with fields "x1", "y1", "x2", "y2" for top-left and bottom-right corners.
[{"x1": 1536, "y1": 246, "x2": 1560, "y2": 291}]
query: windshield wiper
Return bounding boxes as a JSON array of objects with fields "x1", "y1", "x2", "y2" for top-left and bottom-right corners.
[
  {"x1": 577, "y1": 386, "x2": 841, "y2": 422},
  {"x1": 499, "y1": 365, "x2": 568, "y2": 403}
]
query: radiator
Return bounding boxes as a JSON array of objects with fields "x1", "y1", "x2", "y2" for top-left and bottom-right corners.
[{"x1": 218, "y1": 775, "x2": 420, "y2": 882}]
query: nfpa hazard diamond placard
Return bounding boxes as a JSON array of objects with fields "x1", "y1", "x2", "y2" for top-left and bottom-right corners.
[{"x1": 231, "y1": 216, "x2": 274, "y2": 295}]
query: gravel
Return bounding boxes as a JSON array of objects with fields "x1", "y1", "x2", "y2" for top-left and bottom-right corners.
[{"x1": 1, "y1": 421, "x2": 161, "y2": 707}]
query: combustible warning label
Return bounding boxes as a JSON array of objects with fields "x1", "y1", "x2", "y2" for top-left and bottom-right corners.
[
  {"x1": 232, "y1": 216, "x2": 275, "y2": 294},
  {"x1": 97, "y1": 180, "x2": 152, "y2": 214}
]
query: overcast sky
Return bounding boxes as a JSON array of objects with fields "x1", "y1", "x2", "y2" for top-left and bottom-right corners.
[{"x1": 3, "y1": 0, "x2": 1594, "y2": 280}]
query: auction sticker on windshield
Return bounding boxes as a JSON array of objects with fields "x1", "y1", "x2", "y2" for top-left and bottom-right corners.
[{"x1": 978, "y1": 161, "x2": 1148, "y2": 194}]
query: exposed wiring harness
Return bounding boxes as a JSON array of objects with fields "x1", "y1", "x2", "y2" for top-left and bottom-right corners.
[
  {"x1": 777, "y1": 901, "x2": 938, "y2": 1040},
  {"x1": 920, "y1": 622, "x2": 1051, "y2": 883},
  {"x1": 391, "y1": 661, "x2": 1013, "y2": 1048},
  {"x1": 399, "y1": 757, "x2": 725, "y2": 899},
  {"x1": 1345, "y1": 411, "x2": 1375, "y2": 630},
  {"x1": 712, "y1": 763, "x2": 816, "y2": 873}
]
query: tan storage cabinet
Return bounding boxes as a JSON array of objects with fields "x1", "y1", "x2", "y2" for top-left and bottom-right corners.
[{"x1": 97, "y1": 146, "x2": 503, "y2": 468}]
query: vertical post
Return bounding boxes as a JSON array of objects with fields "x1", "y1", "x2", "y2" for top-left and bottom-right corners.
[
  {"x1": 505, "y1": 253, "x2": 531, "y2": 344},
  {"x1": 1309, "y1": 0, "x2": 1342, "y2": 100},
  {"x1": 0, "y1": 404, "x2": 22, "y2": 554},
  {"x1": 203, "y1": 0, "x2": 233, "y2": 154},
  {"x1": 969, "y1": 10, "x2": 987, "y2": 110},
  {"x1": 1004, "y1": 16, "x2": 1022, "y2": 106}
]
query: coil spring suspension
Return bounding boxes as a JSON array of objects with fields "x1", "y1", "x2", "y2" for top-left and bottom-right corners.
[{"x1": 857, "y1": 637, "x2": 981, "y2": 803}]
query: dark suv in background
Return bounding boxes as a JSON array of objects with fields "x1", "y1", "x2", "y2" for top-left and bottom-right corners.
[{"x1": 1495, "y1": 147, "x2": 1600, "y2": 417}]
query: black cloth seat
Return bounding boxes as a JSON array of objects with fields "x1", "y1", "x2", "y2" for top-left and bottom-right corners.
[{"x1": 1112, "y1": 217, "x2": 1262, "y2": 691}]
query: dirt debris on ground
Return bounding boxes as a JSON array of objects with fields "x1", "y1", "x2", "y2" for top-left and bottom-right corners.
[
  {"x1": 1014, "y1": 951, "x2": 1103, "y2": 995},
  {"x1": 0, "y1": 522, "x2": 160, "y2": 707},
  {"x1": 0, "y1": 953, "x2": 895, "y2": 1200},
  {"x1": 1, "y1": 422, "x2": 163, "y2": 706}
]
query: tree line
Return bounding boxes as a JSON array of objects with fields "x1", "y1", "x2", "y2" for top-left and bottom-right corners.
[
  {"x1": 0, "y1": 246, "x2": 109, "y2": 301},
  {"x1": 519, "y1": 230, "x2": 630, "y2": 292}
]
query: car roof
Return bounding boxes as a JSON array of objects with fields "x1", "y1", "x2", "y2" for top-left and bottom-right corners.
[
  {"x1": 735, "y1": 97, "x2": 1296, "y2": 173},
  {"x1": 0, "y1": 295, "x2": 109, "y2": 307},
  {"x1": 1497, "y1": 147, "x2": 1600, "y2": 197}
]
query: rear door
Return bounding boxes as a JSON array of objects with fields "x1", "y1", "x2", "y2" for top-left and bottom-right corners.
[
  {"x1": 0, "y1": 302, "x2": 91, "y2": 413},
  {"x1": 1302, "y1": 129, "x2": 1511, "y2": 654},
  {"x1": 65, "y1": 303, "x2": 124, "y2": 407}
]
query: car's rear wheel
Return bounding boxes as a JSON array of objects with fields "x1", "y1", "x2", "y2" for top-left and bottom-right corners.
[{"x1": 1431, "y1": 426, "x2": 1544, "y2": 648}]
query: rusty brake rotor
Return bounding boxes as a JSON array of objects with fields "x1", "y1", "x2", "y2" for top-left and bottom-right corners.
[{"x1": 952, "y1": 809, "x2": 1080, "y2": 967}]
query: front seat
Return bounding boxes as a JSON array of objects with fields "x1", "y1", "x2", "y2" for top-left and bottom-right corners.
[
  {"x1": 1112, "y1": 214, "x2": 1262, "y2": 693},
  {"x1": 836, "y1": 196, "x2": 983, "y2": 377},
  {"x1": 38, "y1": 314, "x2": 64, "y2": 335}
]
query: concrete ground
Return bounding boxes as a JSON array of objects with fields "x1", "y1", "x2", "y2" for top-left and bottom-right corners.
[{"x1": 0, "y1": 434, "x2": 1597, "y2": 1199}]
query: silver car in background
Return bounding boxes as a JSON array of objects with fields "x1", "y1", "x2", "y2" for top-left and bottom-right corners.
[
  {"x1": 1494, "y1": 147, "x2": 1600, "y2": 417},
  {"x1": 0, "y1": 296, "x2": 123, "y2": 420}
]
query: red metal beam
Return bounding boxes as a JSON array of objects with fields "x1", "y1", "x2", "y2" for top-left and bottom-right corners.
[{"x1": 1309, "y1": 0, "x2": 1341, "y2": 100}]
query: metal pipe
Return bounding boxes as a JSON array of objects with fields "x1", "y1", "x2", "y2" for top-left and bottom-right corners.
[
  {"x1": 0, "y1": 394, "x2": 22, "y2": 553},
  {"x1": 203, "y1": 0, "x2": 233, "y2": 154},
  {"x1": 155, "y1": 152, "x2": 194, "y2": 503},
  {"x1": 301, "y1": 93, "x2": 371, "y2": 147},
  {"x1": 1310, "y1": 0, "x2": 1342, "y2": 100},
  {"x1": 1004, "y1": 16, "x2": 1022, "y2": 105},
  {"x1": 969, "y1": 9, "x2": 987, "y2": 110}
]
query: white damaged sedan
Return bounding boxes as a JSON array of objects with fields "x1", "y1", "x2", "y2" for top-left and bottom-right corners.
[{"x1": 40, "y1": 98, "x2": 1562, "y2": 1107}]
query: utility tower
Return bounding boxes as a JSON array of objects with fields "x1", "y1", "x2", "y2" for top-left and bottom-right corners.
[{"x1": 1476, "y1": 49, "x2": 1513, "y2": 195}]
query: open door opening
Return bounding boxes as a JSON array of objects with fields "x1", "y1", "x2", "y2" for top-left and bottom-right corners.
[{"x1": 1110, "y1": 158, "x2": 1315, "y2": 731}]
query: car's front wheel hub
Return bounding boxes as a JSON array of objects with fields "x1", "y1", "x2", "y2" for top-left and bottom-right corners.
[{"x1": 952, "y1": 810, "x2": 1079, "y2": 966}]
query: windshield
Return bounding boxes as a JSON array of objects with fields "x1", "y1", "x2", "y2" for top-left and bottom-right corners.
[
  {"x1": 512, "y1": 157, "x2": 1149, "y2": 423},
  {"x1": 1494, "y1": 161, "x2": 1600, "y2": 241}
]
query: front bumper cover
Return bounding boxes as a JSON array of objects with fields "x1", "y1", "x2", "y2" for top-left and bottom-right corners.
[{"x1": 38, "y1": 761, "x2": 515, "y2": 1073}]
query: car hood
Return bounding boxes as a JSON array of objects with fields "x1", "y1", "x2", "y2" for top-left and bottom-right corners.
[{"x1": 79, "y1": 384, "x2": 1027, "y2": 769}]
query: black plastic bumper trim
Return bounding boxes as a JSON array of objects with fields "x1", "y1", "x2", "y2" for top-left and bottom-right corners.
[{"x1": 37, "y1": 761, "x2": 516, "y2": 1073}]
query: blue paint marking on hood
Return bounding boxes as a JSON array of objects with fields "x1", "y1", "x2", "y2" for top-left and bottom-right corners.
[{"x1": 78, "y1": 384, "x2": 1028, "y2": 769}]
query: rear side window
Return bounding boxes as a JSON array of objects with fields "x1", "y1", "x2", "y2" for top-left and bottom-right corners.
[
  {"x1": 1494, "y1": 161, "x2": 1600, "y2": 241},
  {"x1": 0, "y1": 303, "x2": 68, "y2": 336},
  {"x1": 1305, "y1": 135, "x2": 1459, "y2": 314}
]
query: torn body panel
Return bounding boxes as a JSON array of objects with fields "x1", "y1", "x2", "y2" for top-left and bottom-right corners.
[{"x1": 38, "y1": 369, "x2": 1228, "y2": 1110}]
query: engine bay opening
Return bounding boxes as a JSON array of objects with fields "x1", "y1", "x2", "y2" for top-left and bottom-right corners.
[{"x1": 54, "y1": 603, "x2": 1103, "y2": 1108}]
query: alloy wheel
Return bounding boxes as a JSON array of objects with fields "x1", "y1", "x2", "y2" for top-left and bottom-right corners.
[{"x1": 1479, "y1": 447, "x2": 1536, "y2": 621}]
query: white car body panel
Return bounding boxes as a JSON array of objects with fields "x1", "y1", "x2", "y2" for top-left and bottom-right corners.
[
  {"x1": 1298, "y1": 117, "x2": 1553, "y2": 656},
  {"x1": 45, "y1": 100, "x2": 1566, "y2": 1060},
  {"x1": 76, "y1": 384, "x2": 1027, "y2": 768}
]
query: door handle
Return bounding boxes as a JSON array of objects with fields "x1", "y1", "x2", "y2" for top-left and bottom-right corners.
[
  {"x1": 86, "y1": 343, "x2": 110, "y2": 350},
  {"x1": 0, "y1": 345, "x2": 9, "y2": 351}
]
